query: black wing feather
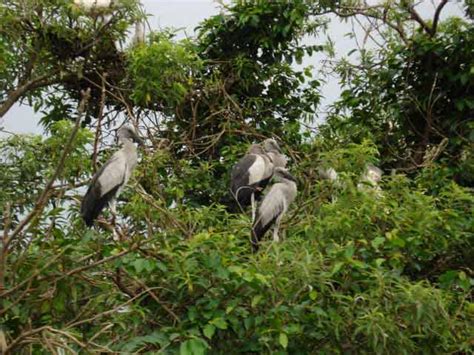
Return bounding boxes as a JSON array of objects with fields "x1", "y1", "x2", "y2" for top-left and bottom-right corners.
[
  {"x1": 230, "y1": 154, "x2": 270, "y2": 207},
  {"x1": 81, "y1": 183, "x2": 121, "y2": 227}
]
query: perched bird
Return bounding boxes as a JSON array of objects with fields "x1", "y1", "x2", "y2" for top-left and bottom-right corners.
[
  {"x1": 230, "y1": 144, "x2": 274, "y2": 221},
  {"x1": 132, "y1": 20, "x2": 146, "y2": 46},
  {"x1": 251, "y1": 167, "x2": 297, "y2": 251},
  {"x1": 73, "y1": 0, "x2": 113, "y2": 12},
  {"x1": 317, "y1": 167, "x2": 338, "y2": 181},
  {"x1": 73, "y1": 0, "x2": 115, "y2": 20},
  {"x1": 357, "y1": 164, "x2": 383, "y2": 193},
  {"x1": 81, "y1": 124, "x2": 143, "y2": 227},
  {"x1": 317, "y1": 167, "x2": 339, "y2": 202},
  {"x1": 263, "y1": 138, "x2": 288, "y2": 168}
]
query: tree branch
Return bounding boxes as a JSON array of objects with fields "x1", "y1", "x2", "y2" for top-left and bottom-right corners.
[
  {"x1": 0, "y1": 72, "x2": 59, "y2": 118},
  {"x1": 432, "y1": 0, "x2": 448, "y2": 36},
  {"x1": 405, "y1": 4, "x2": 433, "y2": 36},
  {"x1": 3, "y1": 88, "x2": 91, "y2": 252},
  {"x1": 332, "y1": 8, "x2": 407, "y2": 44}
]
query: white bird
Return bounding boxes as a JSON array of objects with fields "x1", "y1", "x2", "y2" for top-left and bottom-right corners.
[
  {"x1": 230, "y1": 144, "x2": 274, "y2": 221},
  {"x1": 357, "y1": 164, "x2": 383, "y2": 193},
  {"x1": 263, "y1": 138, "x2": 288, "y2": 168},
  {"x1": 73, "y1": 0, "x2": 113, "y2": 11},
  {"x1": 317, "y1": 167, "x2": 339, "y2": 202},
  {"x1": 81, "y1": 124, "x2": 143, "y2": 227},
  {"x1": 251, "y1": 167, "x2": 297, "y2": 251},
  {"x1": 132, "y1": 21, "x2": 146, "y2": 46},
  {"x1": 317, "y1": 167, "x2": 338, "y2": 181}
]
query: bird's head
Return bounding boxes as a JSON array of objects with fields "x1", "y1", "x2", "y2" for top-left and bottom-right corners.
[
  {"x1": 263, "y1": 138, "x2": 281, "y2": 153},
  {"x1": 117, "y1": 124, "x2": 144, "y2": 146},
  {"x1": 247, "y1": 144, "x2": 265, "y2": 155},
  {"x1": 273, "y1": 167, "x2": 297, "y2": 183}
]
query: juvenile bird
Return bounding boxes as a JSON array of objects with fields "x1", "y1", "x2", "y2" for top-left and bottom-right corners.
[{"x1": 251, "y1": 167, "x2": 297, "y2": 251}]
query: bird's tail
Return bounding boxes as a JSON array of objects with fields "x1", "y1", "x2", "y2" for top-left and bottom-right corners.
[
  {"x1": 81, "y1": 184, "x2": 118, "y2": 227},
  {"x1": 251, "y1": 214, "x2": 277, "y2": 252},
  {"x1": 81, "y1": 188, "x2": 99, "y2": 227}
]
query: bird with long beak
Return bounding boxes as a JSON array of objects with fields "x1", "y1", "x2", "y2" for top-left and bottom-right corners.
[
  {"x1": 263, "y1": 138, "x2": 288, "y2": 168},
  {"x1": 81, "y1": 124, "x2": 143, "y2": 227}
]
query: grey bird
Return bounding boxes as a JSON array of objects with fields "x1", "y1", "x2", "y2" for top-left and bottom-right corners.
[
  {"x1": 230, "y1": 144, "x2": 274, "y2": 221},
  {"x1": 81, "y1": 124, "x2": 143, "y2": 227},
  {"x1": 251, "y1": 167, "x2": 297, "y2": 251},
  {"x1": 263, "y1": 138, "x2": 288, "y2": 168}
]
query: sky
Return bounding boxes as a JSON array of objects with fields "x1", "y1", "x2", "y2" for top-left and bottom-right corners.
[{"x1": 0, "y1": 0, "x2": 466, "y2": 136}]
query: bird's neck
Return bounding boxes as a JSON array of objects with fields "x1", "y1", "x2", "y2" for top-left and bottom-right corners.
[{"x1": 119, "y1": 138, "x2": 136, "y2": 151}]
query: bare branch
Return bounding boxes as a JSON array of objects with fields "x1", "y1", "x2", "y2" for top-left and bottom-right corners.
[{"x1": 432, "y1": 0, "x2": 448, "y2": 36}]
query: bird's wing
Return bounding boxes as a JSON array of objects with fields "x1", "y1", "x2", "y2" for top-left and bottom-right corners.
[
  {"x1": 81, "y1": 152, "x2": 128, "y2": 226},
  {"x1": 256, "y1": 184, "x2": 287, "y2": 228},
  {"x1": 231, "y1": 154, "x2": 257, "y2": 190},
  {"x1": 92, "y1": 151, "x2": 128, "y2": 196},
  {"x1": 248, "y1": 155, "x2": 270, "y2": 185}
]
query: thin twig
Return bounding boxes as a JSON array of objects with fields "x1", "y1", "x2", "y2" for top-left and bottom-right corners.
[
  {"x1": 65, "y1": 286, "x2": 162, "y2": 329},
  {"x1": 0, "y1": 203, "x2": 11, "y2": 292},
  {"x1": 92, "y1": 73, "x2": 108, "y2": 172},
  {"x1": 122, "y1": 268, "x2": 181, "y2": 324}
]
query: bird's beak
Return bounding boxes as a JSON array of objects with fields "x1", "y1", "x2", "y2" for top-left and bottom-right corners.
[
  {"x1": 133, "y1": 133, "x2": 145, "y2": 147},
  {"x1": 137, "y1": 137, "x2": 145, "y2": 147}
]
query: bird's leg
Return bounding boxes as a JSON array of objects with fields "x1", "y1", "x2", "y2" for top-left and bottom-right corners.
[
  {"x1": 251, "y1": 192, "x2": 256, "y2": 223},
  {"x1": 108, "y1": 200, "x2": 121, "y2": 241},
  {"x1": 273, "y1": 215, "x2": 283, "y2": 242},
  {"x1": 272, "y1": 223, "x2": 280, "y2": 242},
  {"x1": 109, "y1": 200, "x2": 117, "y2": 226}
]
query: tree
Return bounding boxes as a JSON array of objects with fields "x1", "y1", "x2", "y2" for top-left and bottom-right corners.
[
  {"x1": 317, "y1": 1, "x2": 473, "y2": 185},
  {"x1": 1, "y1": 0, "x2": 472, "y2": 353}
]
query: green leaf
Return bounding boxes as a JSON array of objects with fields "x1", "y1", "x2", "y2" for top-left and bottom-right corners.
[
  {"x1": 211, "y1": 317, "x2": 228, "y2": 330},
  {"x1": 180, "y1": 338, "x2": 207, "y2": 355},
  {"x1": 344, "y1": 244, "x2": 355, "y2": 259},
  {"x1": 371, "y1": 236, "x2": 385, "y2": 249},
  {"x1": 330, "y1": 261, "x2": 344, "y2": 276},
  {"x1": 203, "y1": 324, "x2": 215, "y2": 339},
  {"x1": 390, "y1": 237, "x2": 406, "y2": 248},
  {"x1": 251, "y1": 295, "x2": 263, "y2": 308},
  {"x1": 309, "y1": 290, "x2": 318, "y2": 301},
  {"x1": 132, "y1": 259, "x2": 146, "y2": 273},
  {"x1": 375, "y1": 258, "x2": 385, "y2": 267},
  {"x1": 279, "y1": 333, "x2": 288, "y2": 349}
]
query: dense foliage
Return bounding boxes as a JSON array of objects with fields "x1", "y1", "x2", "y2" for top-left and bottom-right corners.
[{"x1": 1, "y1": 0, "x2": 473, "y2": 353}]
